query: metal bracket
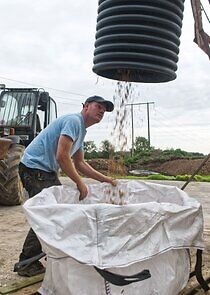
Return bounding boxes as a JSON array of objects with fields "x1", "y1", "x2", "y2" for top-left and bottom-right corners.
[{"x1": 190, "y1": 249, "x2": 210, "y2": 291}]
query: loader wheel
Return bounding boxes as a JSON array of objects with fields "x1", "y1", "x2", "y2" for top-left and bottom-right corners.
[{"x1": 0, "y1": 144, "x2": 25, "y2": 206}]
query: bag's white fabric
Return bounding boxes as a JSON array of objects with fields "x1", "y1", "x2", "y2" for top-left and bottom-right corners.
[
  {"x1": 23, "y1": 180, "x2": 204, "y2": 295},
  {"x1": 40, "y1": 249, "x2": 190, "y2": 295}
]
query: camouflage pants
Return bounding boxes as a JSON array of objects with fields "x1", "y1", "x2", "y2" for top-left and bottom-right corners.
[{"x1": 19, "y1": 163, "x2": 61, "y2": 261}]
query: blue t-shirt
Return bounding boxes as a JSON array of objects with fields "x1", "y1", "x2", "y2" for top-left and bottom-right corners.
[{"x1": 21, "y1": 113, "x2": 87, "y2": 172}]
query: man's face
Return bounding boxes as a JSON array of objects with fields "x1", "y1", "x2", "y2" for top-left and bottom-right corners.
[{"x1": 85, "y1": 102, "x2": 106, "y2": 123}]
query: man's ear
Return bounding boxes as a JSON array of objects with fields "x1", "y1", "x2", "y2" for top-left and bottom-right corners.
[{"x1": 83, "y1": 103, "x2": 89, "y2": 110}]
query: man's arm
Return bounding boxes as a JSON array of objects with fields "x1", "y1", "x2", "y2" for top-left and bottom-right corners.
[
  {"x1": 56, "y1": 135, "x2": 88, "y2": 200},
  {"x1": 73, "y1": 149, "x2": 116, "y2": 186}
]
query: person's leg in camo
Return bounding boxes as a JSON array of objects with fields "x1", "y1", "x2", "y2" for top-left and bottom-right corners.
[{"x1": 17, "y1": 163, "x2": 61, "y2": 277}]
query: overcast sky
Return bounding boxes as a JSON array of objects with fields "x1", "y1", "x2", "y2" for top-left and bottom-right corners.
[{"x1": 0, "y1": 0, "x2": 209, "y2": 154}]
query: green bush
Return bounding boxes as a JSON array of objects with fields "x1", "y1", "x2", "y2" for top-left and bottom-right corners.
[{"x1": 124, "y1": 154, "x2": 140, "y2": 165}]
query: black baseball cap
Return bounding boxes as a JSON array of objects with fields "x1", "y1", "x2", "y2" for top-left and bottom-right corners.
[{"x1": 84, "y1": 95, "x2": 114, "y2": 112}]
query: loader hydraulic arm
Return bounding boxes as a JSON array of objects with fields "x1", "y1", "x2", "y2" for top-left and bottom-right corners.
[{"x1": 191, "y1": 0, "x2": 210, "y2": 59}]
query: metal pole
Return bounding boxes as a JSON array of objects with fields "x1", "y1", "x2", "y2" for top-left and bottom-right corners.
[
  {"x1": 200, "y1": 2, "x2": 210, "y2": 23},
  {"x1": 131, "y1": 104, "x2": 134, "y2": 156},
  {"x1": 181, "y1": 153, "x2": 210, "y2": 190},
  {"x1": 147, "y1": 103, "x2": 150, "y2": 147},
  {"x1": 125, "y1": 101, "x2": 154, "y2": 155}
]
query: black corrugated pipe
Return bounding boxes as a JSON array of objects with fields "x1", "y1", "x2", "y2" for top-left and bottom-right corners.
[{"x1": 93, "y1": 0, "x2": 185, "y2": 83}]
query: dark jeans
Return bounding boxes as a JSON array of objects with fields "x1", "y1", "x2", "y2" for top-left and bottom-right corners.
[{"x1": 19, "y1": 163, "x2": 61, "y2": 261}]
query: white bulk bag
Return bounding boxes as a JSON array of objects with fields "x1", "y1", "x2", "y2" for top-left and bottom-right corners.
[{"x1": 23, "y1": 180, "x2": 204, "y2": 295}]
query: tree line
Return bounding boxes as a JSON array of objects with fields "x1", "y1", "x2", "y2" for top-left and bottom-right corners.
[{"x1": 84, "y1": 137, "x2": 204, "y2": 164}]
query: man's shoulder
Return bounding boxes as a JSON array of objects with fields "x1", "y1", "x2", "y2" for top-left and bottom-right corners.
[
  {"x1": 57, "y1": 113, "x2": 85, "y2": 133},
  {"x1": 58, "y1": 113, "x2": 81, "y2": 123}
]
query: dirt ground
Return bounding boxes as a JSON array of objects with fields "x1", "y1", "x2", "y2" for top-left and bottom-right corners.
[{"x1": 0, "y1": 178, "x2": 210, "y2": 294}]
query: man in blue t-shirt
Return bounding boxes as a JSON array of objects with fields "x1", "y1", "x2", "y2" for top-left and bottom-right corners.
[{"x1": 16, "y1": 95, "x2": 116, "y2": 277}]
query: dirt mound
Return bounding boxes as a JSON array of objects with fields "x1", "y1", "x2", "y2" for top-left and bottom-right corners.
[
  {"x1": 88, "y1": 158, "x2": 210, "y2": 176},
  {"x1": 137, "y1": 158, "x2": 210, "y2": 176},
  {"x1": 87, "y1": 159, "x2": 127, "y2": 175}
]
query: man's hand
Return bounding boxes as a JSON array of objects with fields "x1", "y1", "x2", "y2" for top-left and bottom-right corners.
[
  {"x1": 104, "y1": 177, "x2": 117, "y2": 187},
  {"x1": 73, "y1": 150, "x2": 117, "y2": 188},
  {"x1": 110, "y1": 178, "x2": 117, "y2": 187},
  {"x1": 77, "y1": 181, "x2": 88, "y2": 201}
]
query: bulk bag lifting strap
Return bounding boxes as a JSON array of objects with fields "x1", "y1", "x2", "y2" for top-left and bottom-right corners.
[{"x1": 94, "y1": 267, "x2": 151, "y2": 286}]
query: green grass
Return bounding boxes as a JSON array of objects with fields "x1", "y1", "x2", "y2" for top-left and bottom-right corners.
[
  {"x1": 109, "y1": 174, "x2": 145, "y2": 180},
  {"x1": 146, "y1": 174, "x2": 176, "y2": 180},
  {"x1": 113, "y1": 174, "x2": 210, "y2": 182},
  {"x1": 195, "y1": 175, "x2": 210, "y2": 182},
  {"x1": 60, "y1": 170, "x2": 210, "y2": 183},
  {"x1": 114, "y1": 174, "x2": 175, "y2": 181}
]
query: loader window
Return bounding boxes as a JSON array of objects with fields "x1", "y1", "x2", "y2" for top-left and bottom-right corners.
[
  {"x1": 0, "y1": 91, "x2": 36, "y2": 127},
  {"x1": 0, "y1": 95, "x2": 18, "y2": 125}
]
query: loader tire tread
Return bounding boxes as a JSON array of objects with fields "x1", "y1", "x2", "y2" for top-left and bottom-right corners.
[{"x1": 0, "y1": 144, "x2": 25, "y2": 206}]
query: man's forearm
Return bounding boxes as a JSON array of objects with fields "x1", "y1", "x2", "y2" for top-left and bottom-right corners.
[
  {"x1": 75, "y1": 160, "x2": 111, "y2": 183},
  {"x1": 58, "y1": 155, "x2": 83, "y2": 186}
]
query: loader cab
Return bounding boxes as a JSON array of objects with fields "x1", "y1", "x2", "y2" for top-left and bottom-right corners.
[{"x1": 0, "y1": 87, "x2": 57, "y2": 146}]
